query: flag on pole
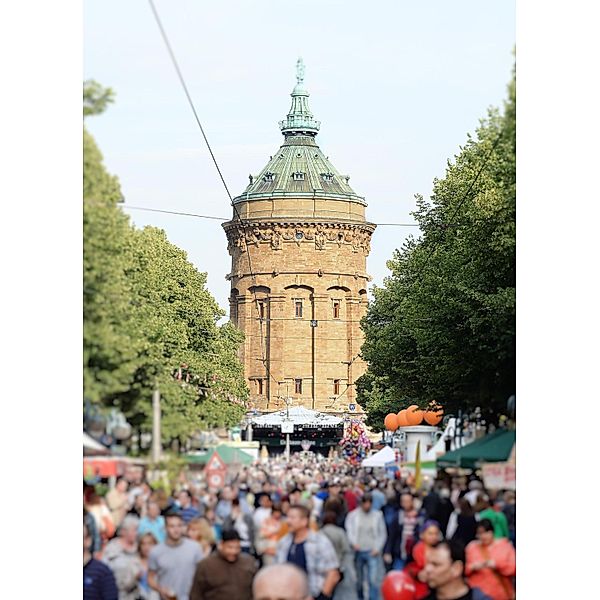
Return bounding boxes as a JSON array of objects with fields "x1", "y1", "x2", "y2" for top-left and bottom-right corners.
[{"x1": 414, "y1": 440, "x2": 422, "y2": 489}]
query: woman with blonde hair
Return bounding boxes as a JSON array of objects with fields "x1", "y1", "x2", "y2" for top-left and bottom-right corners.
[{"x1": 187, "y1": 517, "x2": 215, "y2": 556}]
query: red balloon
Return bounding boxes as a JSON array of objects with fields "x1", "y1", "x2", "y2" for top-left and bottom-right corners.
[{"x1": 381, "y1": 571, "x2": 417, "y2": 600}]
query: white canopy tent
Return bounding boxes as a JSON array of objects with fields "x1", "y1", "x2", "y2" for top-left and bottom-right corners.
[
  {"x1": 250, "y1": 406, "x2": 342, "y2": 428},
  {"x1": 362, "y1": 445, "x2": 396, "y2": 468},
  {"x1": 83, "y1": 431, "x2": 110, "y2": 455}
]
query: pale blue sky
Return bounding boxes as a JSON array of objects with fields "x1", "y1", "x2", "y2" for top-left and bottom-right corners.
[{"x1": 84, "y1": 0, "x2": 515, "y2": 315}]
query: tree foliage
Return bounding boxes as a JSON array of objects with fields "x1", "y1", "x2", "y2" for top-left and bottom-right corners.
[
  {"x1": 358, "y1": 70, "x2": 515, "y2": 432},
  {"x1": 84, "y1": 79, "x2": 115, "y2": 118},
  {"x1": 83, "y1": 81, "x2": 248, "y2": 442},
  {"x1": 116, "y1": 226, "x2": 247, "y2": 438},
  {"x1": 83, "y1": 106, "x2": 137, "y2": 403}
]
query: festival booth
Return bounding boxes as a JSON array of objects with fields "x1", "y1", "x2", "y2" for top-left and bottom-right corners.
[
  {"x1": 184, "y1": 444, "x2": 255, "y2": 467},
  {"x1": 362, "y1": 445, "x2": 396, "y2": 468},
  {"x1": 248, "y1": 406, "x2": 343, "y2": 456},
  {"x1": 436, "y1": 428, "x2": 516, "y2": 471},
  {"x1": 83, "y1": 456, "x2": 147, "y2": 482}
]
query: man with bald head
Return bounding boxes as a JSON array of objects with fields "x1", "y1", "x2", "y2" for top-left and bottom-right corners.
[{"x1": 253, "y1": 563, "x2": 311, "y2": 600}]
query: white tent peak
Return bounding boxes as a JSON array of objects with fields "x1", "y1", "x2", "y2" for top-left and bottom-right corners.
[{"x1": 362, "y1": 445, "x2": 396, "y2": 467}]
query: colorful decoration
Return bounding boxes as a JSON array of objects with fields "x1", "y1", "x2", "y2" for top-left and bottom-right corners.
[
  {"x1": 397, "y1": 409, "x2": 409, "y2": 427},
  {"x1": 384, "y1": 413, "x2": 399, "y2": 431},
  {"x1": 424, "y1": 403, "x2": 444, "y2": 426},
  {"x1": 340, "y1": 419, "x2": 372, "y2": 465},
  {"x1": 405, "y1": 405, "x2": 424, "y2": 426}
]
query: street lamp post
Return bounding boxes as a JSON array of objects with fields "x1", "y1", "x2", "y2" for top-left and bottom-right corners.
[{"x1": 282, "y1": 394, "x2": 293, "y2": 461}]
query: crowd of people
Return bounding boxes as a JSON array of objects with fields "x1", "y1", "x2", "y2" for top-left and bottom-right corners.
[{"x1": 84, "y1": 453, "x2": 516, "y2": 600}]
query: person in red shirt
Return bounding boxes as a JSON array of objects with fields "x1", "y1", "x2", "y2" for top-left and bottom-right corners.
[
  {"x1": 404, "y1": 520, "x2": 443, "y2": 600},
  {"x1": 343, "y1": 478, "x2": 359, "y2": 512},
  {"x1": 465, "y1": 520, "x2": 515, "y2": 600}
]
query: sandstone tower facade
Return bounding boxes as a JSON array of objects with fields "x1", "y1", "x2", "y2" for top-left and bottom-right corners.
[{"x1": 223, "y1": 59, "x2": 375, "y2": 415}]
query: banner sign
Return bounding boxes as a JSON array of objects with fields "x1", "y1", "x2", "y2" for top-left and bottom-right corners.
[{"x1": 481, "y1": 462, "x2": 516, "y2": 490}]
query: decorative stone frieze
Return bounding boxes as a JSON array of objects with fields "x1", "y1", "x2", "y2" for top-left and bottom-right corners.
[{"x1": 223, "y1": 221, "x2": 375, "y2": 256}]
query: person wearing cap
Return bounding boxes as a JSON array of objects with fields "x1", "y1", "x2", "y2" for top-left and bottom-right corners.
[
  {"x1": 464, "y1": 481, "x2": 484, "y2": 507},
  {"x1": 189, "y1": 528, "x2": 257, "y2": 600},
  {"x1": 345, "y1": 493, "x2": 387, "y2": 600}
]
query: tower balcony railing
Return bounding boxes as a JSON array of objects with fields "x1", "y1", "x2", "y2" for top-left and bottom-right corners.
[{"x1": 279, "y1": 116, "x2": 321, "y2": 132}]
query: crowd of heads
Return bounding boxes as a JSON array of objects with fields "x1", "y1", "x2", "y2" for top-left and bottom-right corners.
[{"x1": 83, "y1": 452, "x2": 516, "y2": 599}]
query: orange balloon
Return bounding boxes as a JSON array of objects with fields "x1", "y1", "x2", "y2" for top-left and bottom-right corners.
[
  {"x1": 405, "y1": 405, "x2": 424, "y2": 426},
  {"x1": 384, "y1": 413, "x2": 399, "y2": 431},
  {"x1": 397, "y1": 409, "x2": 409, "y2": 427},
  {"x1": 424, "y1": 404, "x2": 444, "y2": 426}
]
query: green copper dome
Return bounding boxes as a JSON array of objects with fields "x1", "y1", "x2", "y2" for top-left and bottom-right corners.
[{"x1": 233, "y1": 59, "x2": 365, "y2": 206}]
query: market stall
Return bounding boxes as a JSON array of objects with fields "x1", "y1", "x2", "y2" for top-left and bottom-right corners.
[
  {"x1": 436, "y1": 428, "x2": 516, "y2": 470},
  {"x1": 361, "y1": 445, "x2": 396, "y2": 468}
]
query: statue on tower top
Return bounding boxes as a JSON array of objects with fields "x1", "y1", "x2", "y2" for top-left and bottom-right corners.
[{"x1": 296, "y1": 57, "x2": 305, "y2": 85}]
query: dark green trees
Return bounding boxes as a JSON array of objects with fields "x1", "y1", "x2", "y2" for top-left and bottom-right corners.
[
  {"x1": 358, "y1": 72, "x2": 515, "y2": 431},
  {"x1": 83, "y1": 81, "x2": 248, "y2": 442}
]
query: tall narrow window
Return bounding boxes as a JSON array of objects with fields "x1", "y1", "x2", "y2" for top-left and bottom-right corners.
[
  {"x1": 294, "y1": 379, "x2": 302, "y2": 394},
  {"x1": 257, "y1": 379, "x2": 264, "y2": 395},
  {"x1": 333, "y1": 379, "x2": 341, "y2": 395},
  {"x1": 295, "y1": 300, "x2": 303, "y2": 318},
  {"x1": 257, "y1": 300, "x2": 266, "y2": 320},
  {"x1": 333, "y1": 300, "x2": 341, "y2": 319}
]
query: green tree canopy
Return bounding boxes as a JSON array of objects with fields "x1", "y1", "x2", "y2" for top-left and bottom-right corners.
[
  {"x1": 83, "y1": 81, "x2": 248, "y2": 442},
  {"x1": 83, "y1": 84, "x2": 137, "y2": 403},
  {"x1": 358, "y1": 70, "x2": 515, "y2": 431},
  {"x1": 117, "y1": 226, "x2": 247, "y2": 438}
]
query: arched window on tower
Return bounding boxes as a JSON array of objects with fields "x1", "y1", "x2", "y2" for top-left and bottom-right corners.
[{"x1": 257, "y1": 300, "x2": 267, "y2": 320}]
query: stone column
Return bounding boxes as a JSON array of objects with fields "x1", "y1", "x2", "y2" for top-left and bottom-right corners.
[
  {"x1": 346, "y1": 294, "x2": 361, "y2": 407},
  {"x1": 312, "y1": 293, "x2": 329, "y2": 411},
  {"x1": 267, "y1": 293, "x2": 287, "y2": 411}
]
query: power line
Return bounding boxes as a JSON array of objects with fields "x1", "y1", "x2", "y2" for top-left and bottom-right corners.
[
  {"x1": 124, "y1": 206, "x2": 228, "y2": 221},
  {"x1": 123, "y1": 204, "x2": 421, "y2": 228},
  {"x1": 147, "y1": 0, "x2": 281, "y2": 406},
  {"x1": 147, "y1": 0, "x2": 507, "y2": 416},
  {"x1": 147, "y1": 0, "x2": 234, "y2": 203}
]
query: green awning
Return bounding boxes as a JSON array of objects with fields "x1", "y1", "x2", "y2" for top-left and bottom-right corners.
[
  {"x1": 436, "y1": 429, "x2": 515, "y2": 470},
  {"x1": 184, "y1": 445, "x2": 254, "y2": 466}
]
